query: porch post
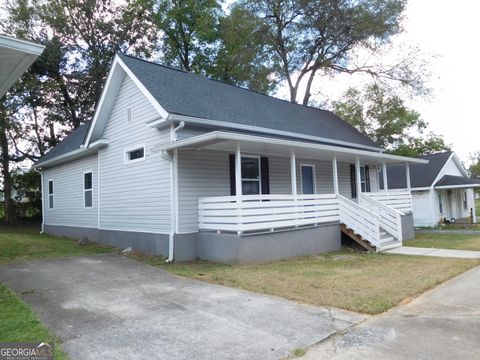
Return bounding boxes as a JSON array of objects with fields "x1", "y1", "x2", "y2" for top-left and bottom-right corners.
[
  {"x1": 355, "y1": 158, "x2": 362, "y2": 197},
  {"x1": 382, "y1": 162, "x2": 388, "y2": 191},
  {"x1": 290, "y1": 149, "x2": 297, "y2": 195},
  {"x1": 332, "y1": 155, "x2": 339, "y2": 194},
  {"x1": 405, "y1": 162, "x2": 411, "y2": 190},
  {"x1": 235, "y1": 142, "x2": 242, "y2": 198}
]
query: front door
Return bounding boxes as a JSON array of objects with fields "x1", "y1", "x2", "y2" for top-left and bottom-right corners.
[{"x1": 301, "y1": 165, "x2": 316, "y2": 194}]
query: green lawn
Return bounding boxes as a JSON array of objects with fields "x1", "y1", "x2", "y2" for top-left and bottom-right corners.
[
  {"x1": 0, "y1": 284, "x2": 67, "y2": 359},
  {"x1": 0, "y1": 224, "x2": 114, "y2": 266},
  {"x1": 405, "y1": 233, "x2": 480, "y2": 251},
  {"x1": 0, "y1": 223, "x2": 114, "y2": 357},
  {"x1": 130, "y1": 250, "x2": 479, "y2": 314}
]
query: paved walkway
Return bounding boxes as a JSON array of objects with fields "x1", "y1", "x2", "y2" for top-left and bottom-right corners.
[
  {"x1": 385, "y1": 246, "x2": 480, "y2": 259},
  {"x1": 302, "y1": 266, "x2": 480, "y2": 360},
  {"x1": 416, "y1": 229, "x2": 480, "y2": 235},
  {"x1": 0, "y1": 254, "x2": 366, "y2": 360}
]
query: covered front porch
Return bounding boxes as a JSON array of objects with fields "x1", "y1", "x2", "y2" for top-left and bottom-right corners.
[{"x1": 164, "y1": 131, "x2": 427, "y2": 251}]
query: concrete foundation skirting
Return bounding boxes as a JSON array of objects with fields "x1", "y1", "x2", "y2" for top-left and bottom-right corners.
[
  {"x1": 401, "y1": 213, "x2": 415, "y2": 241},
  {"x1": 44, "y1": 223, "x2": 342, "y2": 264},
  {"x1": 198, "y1": 223, "x2": 341, "y2": 264}
]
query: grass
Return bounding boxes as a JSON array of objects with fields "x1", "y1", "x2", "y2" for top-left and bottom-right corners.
[
  {"x1": 0, "y1": 284, "x2": 67, "y2": 359},
  {"x1": 0, "y1": 223, "x2": 114, "y2": 266},
  {"x1": 405, "y1": 233, "x2": 480, "y2": 251},
  {"x1": 130, "y1": 249, "x2": 480, "y2": 314},
  {"x1": 0, "y1": 223, "x2": 114, "y2": 358}
]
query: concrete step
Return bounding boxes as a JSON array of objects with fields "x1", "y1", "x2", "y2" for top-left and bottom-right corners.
[{"x1": 379, "y1": 241, "x2": 402, "y2": 251}]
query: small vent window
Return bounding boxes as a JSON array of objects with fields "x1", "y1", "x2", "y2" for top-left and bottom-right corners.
[
  {"x1": 126, "y1": 106, "x2": 132, "y2": 122},
  {"x1": 125, "y1": 146, "x2": 145, "y2": 164}
]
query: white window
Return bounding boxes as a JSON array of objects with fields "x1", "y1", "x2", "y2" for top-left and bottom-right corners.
[
  {"x1": 301, "y1": 164, "x2": 316, "y2": 194},
  {"x1": 463, "y1": 191, "x2": 468, "y2": 211},
  {"x1": 438, "y1": 193, "x2": 443, "y2": 213},
  {"x1": 241, "y1": 156, "x2": 261, "y2": 195},
  {"x1": 124, "y1": 145, "x2": 145, "y2": 164},
  {"x1": 48, "y1": 180, "x2": 54, "y2": 209},
  {"x1": 360, "y1": 166, "x2": 370, "y2": 192},
  {"x1": 126, "y1": 106, "x2": 132, "y2": 122},
  {"x1": 84, "y1": 172, "x2": 93, "y2": 208}
]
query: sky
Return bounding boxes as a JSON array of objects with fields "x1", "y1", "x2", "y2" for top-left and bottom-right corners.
[{"x1": 281, "y1": 0, "x2": 480, "y2": 164}]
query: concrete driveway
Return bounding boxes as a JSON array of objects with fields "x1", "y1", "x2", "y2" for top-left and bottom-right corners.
[
  {"x1": 0, "y1": 254, "x2": 365, "y2": 360},
  {"x1": 302, "y1": 266, "x2": 480, "y2": 360}
]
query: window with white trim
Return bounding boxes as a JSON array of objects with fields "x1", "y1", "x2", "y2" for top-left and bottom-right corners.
[
  {"x1": 359, "y1": 166, "x2": 371, "y2": 192},
  {"x1": 241, "y1": 156, "x2": 261, "y2": 195},
  {"x1": 438, "y1": 193, "x2": 443, "y2": 213},
  {"x1": 84, "y1": 172, "x2": 93, "y2": 208},
  {"x1": 125, "y1": 146, "x2": 145, "y2": 163},
  {"x1": 463, "y1": 191, "x2": 468, "y2": 211},
  {"x1": 48, "y1": 180, "x2": 54, "y2": 209}
]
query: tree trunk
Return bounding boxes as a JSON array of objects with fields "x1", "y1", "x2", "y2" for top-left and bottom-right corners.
[
  {"x1": 302, "y1": 69, "x2": 317, "y2": 106},
  {"x1": 0, "y1": 114, "x2": 16, "y2": 224}
]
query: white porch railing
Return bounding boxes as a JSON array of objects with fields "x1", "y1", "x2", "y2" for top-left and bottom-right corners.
[
  {"x1": 359, "y1": 193, "x2": 403, "y2": 242},
  {"x1": 198, "y1": 193, "x2": 404, "y2": 250},
  {"x1": 365, "y1": 189, "x2": 413, "y2": 214},
  {"x1": 198, "y1": 194, "x2": 339, "y2": 233},
  {"x1": 338, "y1": 194, "x2": 381, "y2": 247}
]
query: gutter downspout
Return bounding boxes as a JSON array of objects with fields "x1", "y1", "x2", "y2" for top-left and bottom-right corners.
[
  {"x1": 33, "y1": 168, "x2": 45, "y2": 233},
  {"x1": 166, "y1": 121, "x2": 185, "y2": 262}
]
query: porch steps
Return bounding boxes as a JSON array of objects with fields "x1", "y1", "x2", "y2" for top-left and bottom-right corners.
[
  {"x1": 340, "y1": 224, "x2": 376, "y2": 252},
  {"x1": 341, "y1": 224, "x2": 401, "y2": 252}
]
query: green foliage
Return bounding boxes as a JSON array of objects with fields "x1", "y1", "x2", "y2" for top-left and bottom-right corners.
[
  {"x1": 238, "y1": 0, "x2": 420, "y2": 104},
  {"x1": 11, "y1": 170, "x2": 42, "y2": 219},
  {"x1": 333, "y1": 84, "x2": 449, "y2": 156},
  {"x1": 153, "y1": 0, "x2": 223, "y2": 72},
  {"x1": 207, "y1": 4, "x2": 278, "y2": 93},
  {"x1": 468, "y1": 152, "x2": 480, "y2": 179}
]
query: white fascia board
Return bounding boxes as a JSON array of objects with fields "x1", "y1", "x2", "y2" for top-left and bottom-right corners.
[
  {"x1": 168, "y1": 114, "x2": 384, "y2": 153},
  {"x1": 160, "y1": 131, "x2": 429, "y2": 164},
  {"x1": 0, "y1": 35, "x2": 45, "y2": 96},
  {"x1": 84, "y1": 54, "x2": 169, "y2": 146},
  {"x1": 430, "y1": 153, "x2": 458, "y2": 186},
  {"x1": 434, "y1": 184, "x2": 480, "y2": 190},
  {"x1": 34, "y1": 139, "x2": 108, "y2": 170},
  {"x1": 0, "y1": 35, "x2": 45, "y2": 56},
  {"x1": 451, "y1": 153, "x2": 469, "y2": 177}
]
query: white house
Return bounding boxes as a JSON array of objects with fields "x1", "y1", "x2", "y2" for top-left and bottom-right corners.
[
  {"x1": 0, "y1": 34, "x2": 45, "y2": 96},
  {"x1": 386, "y1": 152, "x2": 480, "y2": 227},
  {"x1": 33, "y1": 54, "x2": 427, "y2": 264}
]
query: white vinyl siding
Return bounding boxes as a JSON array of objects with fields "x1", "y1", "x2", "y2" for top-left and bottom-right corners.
[
  {"x1": 176, "y1": 151, "x2": 380, "y2": 232},
  {"x1": 411, "y1": 190, "x2": 436, "y2": 227},
  {"x1": 42, "y1": 154, "x2": 98, "y2": 228},
  {"x1": 177, "y1": 149, "x2": 230, "y2": 233},
  {"x1": 176, "y1": 126, "x2": 210, "y2": 140},
  {"x1": 98, "y1": 74, "x2": 171, "y2": 233}
]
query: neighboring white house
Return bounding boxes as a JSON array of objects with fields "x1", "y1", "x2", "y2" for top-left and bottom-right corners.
[
  {"x1": 386, "y1": 152, "x2": 480, "y2": 227},
  {"x1": 33, "y1": 54, "x2": 427, "y2": 264},
  {"x1": 0, "y1": 34, "x2": 45, "y2": 96}
]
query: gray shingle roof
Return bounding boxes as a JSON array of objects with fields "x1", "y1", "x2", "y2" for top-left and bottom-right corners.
[
  {"x1": 387, "y1": 151, "x2": 457, "y2": 189},
  {"x1": 35, "y1": 122, "x2": 90, "y2": 166},
  {"x1": 435, "y1": 175, "x2": 480, "y2": 187},
  {"x1": 118, "y1": 54, "x2": 378, "y2": 149}
]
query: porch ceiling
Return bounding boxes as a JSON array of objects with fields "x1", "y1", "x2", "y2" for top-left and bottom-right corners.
[{"x1": 163, "y1": 131, "x2": 428, "y2": 165}]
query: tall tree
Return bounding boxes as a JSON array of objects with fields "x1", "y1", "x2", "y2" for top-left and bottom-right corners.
[
  {"x1": 333, "y1": 84, "x2": 449, "y2": 156},
  {"x1": 238, "y1": 0, "x2": 427, "y2": 105},
  {"x1": 207, "y1": 4, "x2": 278, "y2": 93},
  {"x1": 153, "y1": 0, "x2": 223, "y2": 73}
]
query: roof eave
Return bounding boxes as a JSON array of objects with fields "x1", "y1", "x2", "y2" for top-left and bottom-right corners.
[
  {"x1": 34, "y1": 139, "x2": 108, "y2": 170},
  {"x1": 160, "y1": 131, "x2": 429, "y2": 164},
  {"x1": 167, "y1": 113, "x2": 385, "y2": 153}
]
